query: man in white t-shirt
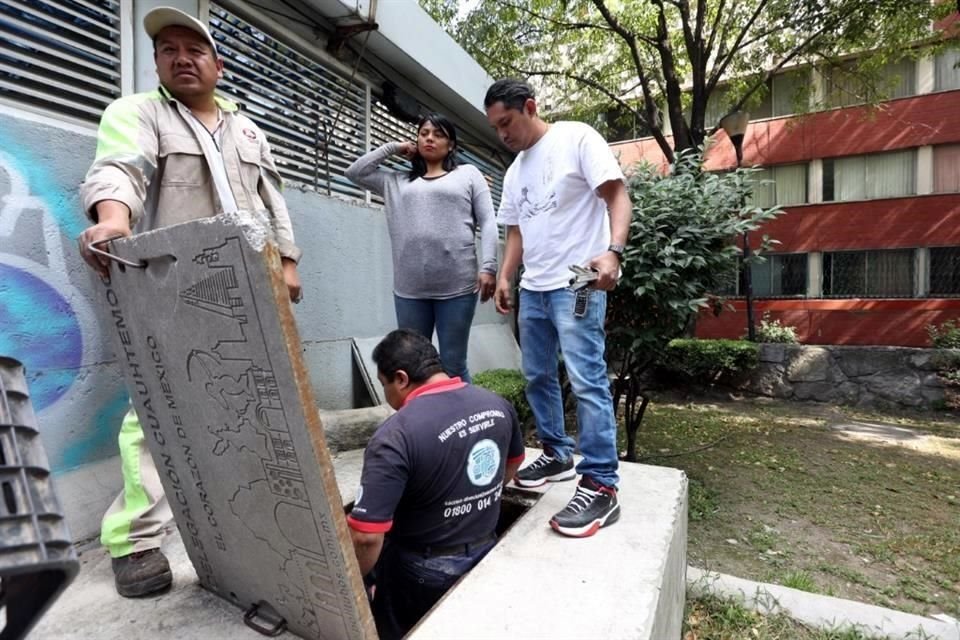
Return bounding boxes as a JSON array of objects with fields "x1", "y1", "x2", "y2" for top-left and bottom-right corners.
[{"x1": 485, "y1": 79, "x2": 633, "y2": 537}]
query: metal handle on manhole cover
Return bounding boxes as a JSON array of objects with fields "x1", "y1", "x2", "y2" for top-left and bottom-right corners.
[
  {"x1": 86, "y1": 236, "x2": 147, "y2": 269},
  {"x1": 243, "y1": 601, "x2": 287, "y2": 637}
]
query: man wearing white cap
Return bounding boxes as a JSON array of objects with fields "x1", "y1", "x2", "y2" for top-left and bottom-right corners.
[{"x1": 78, "y1": 6, "x2": 303, "y2": 597}]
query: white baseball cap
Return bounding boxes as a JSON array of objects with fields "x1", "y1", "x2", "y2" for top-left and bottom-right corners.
[{"x1": 144, "y1": 6, "x2": 218, "y2": 55}]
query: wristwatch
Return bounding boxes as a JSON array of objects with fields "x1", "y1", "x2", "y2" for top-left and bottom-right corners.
[{"x1": 607, "y1": 244, "x2": 625, "y2": 262}]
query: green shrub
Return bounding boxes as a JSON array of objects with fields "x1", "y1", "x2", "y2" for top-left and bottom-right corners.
[
  {"x1": 661, "y1": 338, "x2": 759, "y2": 382},
  {"x1": 927, "y1": 320, "x2": 960, "y2": 349},
  {"x1": 755, "y1": 313, "x2": 798, "y2": 344},
  {"x1": 472, "y1": 369, "x2": 532, "y2": 426},
  {"x1": 931, "y1": 350, "x2": 960, "y2": 385}
]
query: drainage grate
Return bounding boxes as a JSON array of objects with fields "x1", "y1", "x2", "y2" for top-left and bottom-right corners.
[{"x1": 0, "y1": 356, "x2": 78, "y2": 640}]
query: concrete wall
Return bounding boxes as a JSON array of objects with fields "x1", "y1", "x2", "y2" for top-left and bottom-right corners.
[
  {"x1": 0, "y1": 105, "x2": 509, "y2": 474},
  {"x1": 286, "y1": 188, "x2": 508, "y2": 410}
]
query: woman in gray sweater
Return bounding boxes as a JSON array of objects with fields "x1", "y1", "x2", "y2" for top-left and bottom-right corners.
[{"x1": 346, "y1": 113, "x2": 498, "y2": 383}]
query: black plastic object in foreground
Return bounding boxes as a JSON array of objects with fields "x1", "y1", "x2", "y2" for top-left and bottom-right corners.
[{"x1": 0, "y1": 357, "x2": 79, "y2": 640}]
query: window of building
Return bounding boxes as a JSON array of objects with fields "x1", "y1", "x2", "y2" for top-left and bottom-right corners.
[
  {"x1": 750, "y1": 253, "x2": 808, "y2": 297},
  {"x1": 704, "y1": 87, "x2": 731, "y2": 131},
  {"x1": 748, "y1": 164, "x2": 807, "y2": 207},
  {"x1": 751, "y1": 69, "x2": 810, "y2": 119},
  {"x1": 934, "y1": 48, "x2": 960, "y2": 92},
  {"x1": 822, "y1": 249, "x2": 914, "y2": 297},
  {"x1": 0, "y1": 0, "x2": 121, "y2": 125},
  {"x1": 824, "y1": 58, "x2": 916, "y2": 108},
  {"x1": 703, "y1": 69, "x2": 809, "y2": 128},
  {"x1": 933, "y1": 144, "x2": 960, "y2": 194},
  {"x1": 714, "y1": 253, "x2": 808, "y2": 297},
  {"x1": 929, "y1": 247, "x2": 960, "y2": 296},
  {"x1": 770, "y1": 70, "x2": 807, "y2": 117},
  {"x1": 822, "y1": 150, "x2": 915, "y2": 202}
]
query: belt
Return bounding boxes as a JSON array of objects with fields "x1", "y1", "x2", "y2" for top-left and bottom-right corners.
[{"x1": 404, "y1": 532, "x2": 497, "y2": 558}]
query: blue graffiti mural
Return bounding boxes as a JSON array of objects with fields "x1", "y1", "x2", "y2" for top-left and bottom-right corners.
[
  {"x1": 0, "y1": 119, "x2": 127, "y2": 473},
  {"x1": 58, "y1": 388, "x2": 128, "y2": 471},
  {"x1": 0, "y1": 263, "x2": 83, "y2": 410},
  {"x1": 0, "y1": 127, "x2": 85, "y2": 238}
]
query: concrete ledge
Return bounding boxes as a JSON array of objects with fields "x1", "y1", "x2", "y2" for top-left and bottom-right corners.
[
  {"x1": 688, "y1": 567, "x2": 960, "y2": 640},
  {"x1": 38, "y1": 449, "x2": 688, "y2": 640},
  {"x1": 320, "y1": 406, "x2": 393, "y2": 453},
  {"x1": 410, "y1": 451, "x2": 688, "y2": 640}
]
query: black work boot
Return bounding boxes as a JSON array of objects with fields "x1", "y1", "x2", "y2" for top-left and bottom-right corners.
[{"x1": 111, "y1": 548, "x2": 173, "y2": 597}]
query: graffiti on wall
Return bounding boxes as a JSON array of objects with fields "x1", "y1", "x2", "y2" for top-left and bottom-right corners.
[{"x1": 0, "y1": 131, "x2": 127, "y2": 472}]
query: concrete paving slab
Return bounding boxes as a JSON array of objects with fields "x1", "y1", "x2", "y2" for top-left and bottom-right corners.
[
  {"x1": 409, "y1": 453, "x2": 689, "y2": 640},
  {"x1": 34, "y1": 450, "x2": 366, "y2": 640},
  {"x1": 95, "y1": 218, "x2": 375, "y2": 639}
]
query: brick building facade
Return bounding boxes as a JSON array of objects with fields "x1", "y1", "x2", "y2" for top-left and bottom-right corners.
[{"x1": 610, "y1": 48, "x2": 960, "y2": 346}]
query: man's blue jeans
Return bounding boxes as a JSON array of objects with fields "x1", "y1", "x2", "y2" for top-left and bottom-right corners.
[
  {"x1": 372, "y1": 538, "x2": 495, "y2": 639},
  {"x1": 395, "y1": 292, "x2": 477, "y2": 383},
  {"x1": 519, "y1": 288, "x2": 619, "y2": 488}
]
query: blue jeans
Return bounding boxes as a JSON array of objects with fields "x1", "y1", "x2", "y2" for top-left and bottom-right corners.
[
  {"x1": 394, "y1": 292, "x2": 477, "y2": 383},
  {"x1": 519, "y1": 288, "x2": 619, "y2": 488},
  {"x1": 372, "y1": 538, "x2": 495, "y2": 640}
]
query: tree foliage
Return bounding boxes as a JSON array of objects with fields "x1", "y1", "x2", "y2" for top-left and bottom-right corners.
[
  {"x1": 609, "y1": 149, "x2": 783, "y2": 460},
  {"x1": 421, "y1": 0, "x2": 956, "y2": 158},
  {"x1": 418, "y1": 0, "x2": 460, "y2": 30}
]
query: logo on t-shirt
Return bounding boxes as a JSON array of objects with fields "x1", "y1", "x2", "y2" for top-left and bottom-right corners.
[
  {"x1": 467, "y1": 439, "x2": 501, "y2": 486},
  {"x1": 517, "y1": 185, "x2": 557, "y2": 221}
]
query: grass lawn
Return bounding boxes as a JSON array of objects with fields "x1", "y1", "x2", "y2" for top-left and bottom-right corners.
[
  {"x1": 683, "y1": 594, "x2": 884, "y2": 639},
  {"x1": 624, "y1": 394, "x2": 960, "y2": 618}
]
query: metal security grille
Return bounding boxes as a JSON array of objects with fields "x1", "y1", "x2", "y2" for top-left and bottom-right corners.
[
  {"x1": 369, "y1": 99, "x2": 415, "y2": 176},
  {"x1": 929, "y1": 246, "x2": 960, "y2": 296},
  {"x1": 367, "y1": 100, "x2": 504, "y2": 207},
  {"x1": 0, "y1": 0, "x2": 121, "y2": 124},
  {"x1": 459, "y1": 143, "x2": 504, "y2": 208},
  {"x1": 209, "y1": 2, "x2": 367, "y2": 198},
  {"x1": 823, "y1": 249, "x2": 915, "y2": 298}
]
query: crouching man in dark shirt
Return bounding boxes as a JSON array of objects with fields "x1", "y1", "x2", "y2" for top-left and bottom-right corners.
[{"x1": 347, "y1": 329, "x2": 525, "y2": 639}]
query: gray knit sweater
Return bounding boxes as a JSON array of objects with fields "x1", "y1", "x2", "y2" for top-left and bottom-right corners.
[{"x1": 346, "y1": 142, "x2": 498, "y2": 299}]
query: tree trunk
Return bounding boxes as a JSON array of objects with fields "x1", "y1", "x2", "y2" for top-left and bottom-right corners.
[{"x1": 624, "y1": 389, "x2": 650, "y2": 463}]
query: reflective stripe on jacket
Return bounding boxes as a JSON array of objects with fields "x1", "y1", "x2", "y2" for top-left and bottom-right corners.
[{"x1": 80, "y1": 84, "x2": 301, "y2": 262}]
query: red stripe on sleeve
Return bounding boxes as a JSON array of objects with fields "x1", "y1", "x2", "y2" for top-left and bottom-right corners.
[
  {"x1": 507, "y1": 453, "x2": 525, "y2": 465},
  {"x1": 347, "y1": 515, "x2": 393, "y2": 534}
]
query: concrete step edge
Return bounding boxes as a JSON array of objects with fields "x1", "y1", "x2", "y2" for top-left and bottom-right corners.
[{"x1": 687, "y1": 566, "x2": 960, "y2": 640}]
